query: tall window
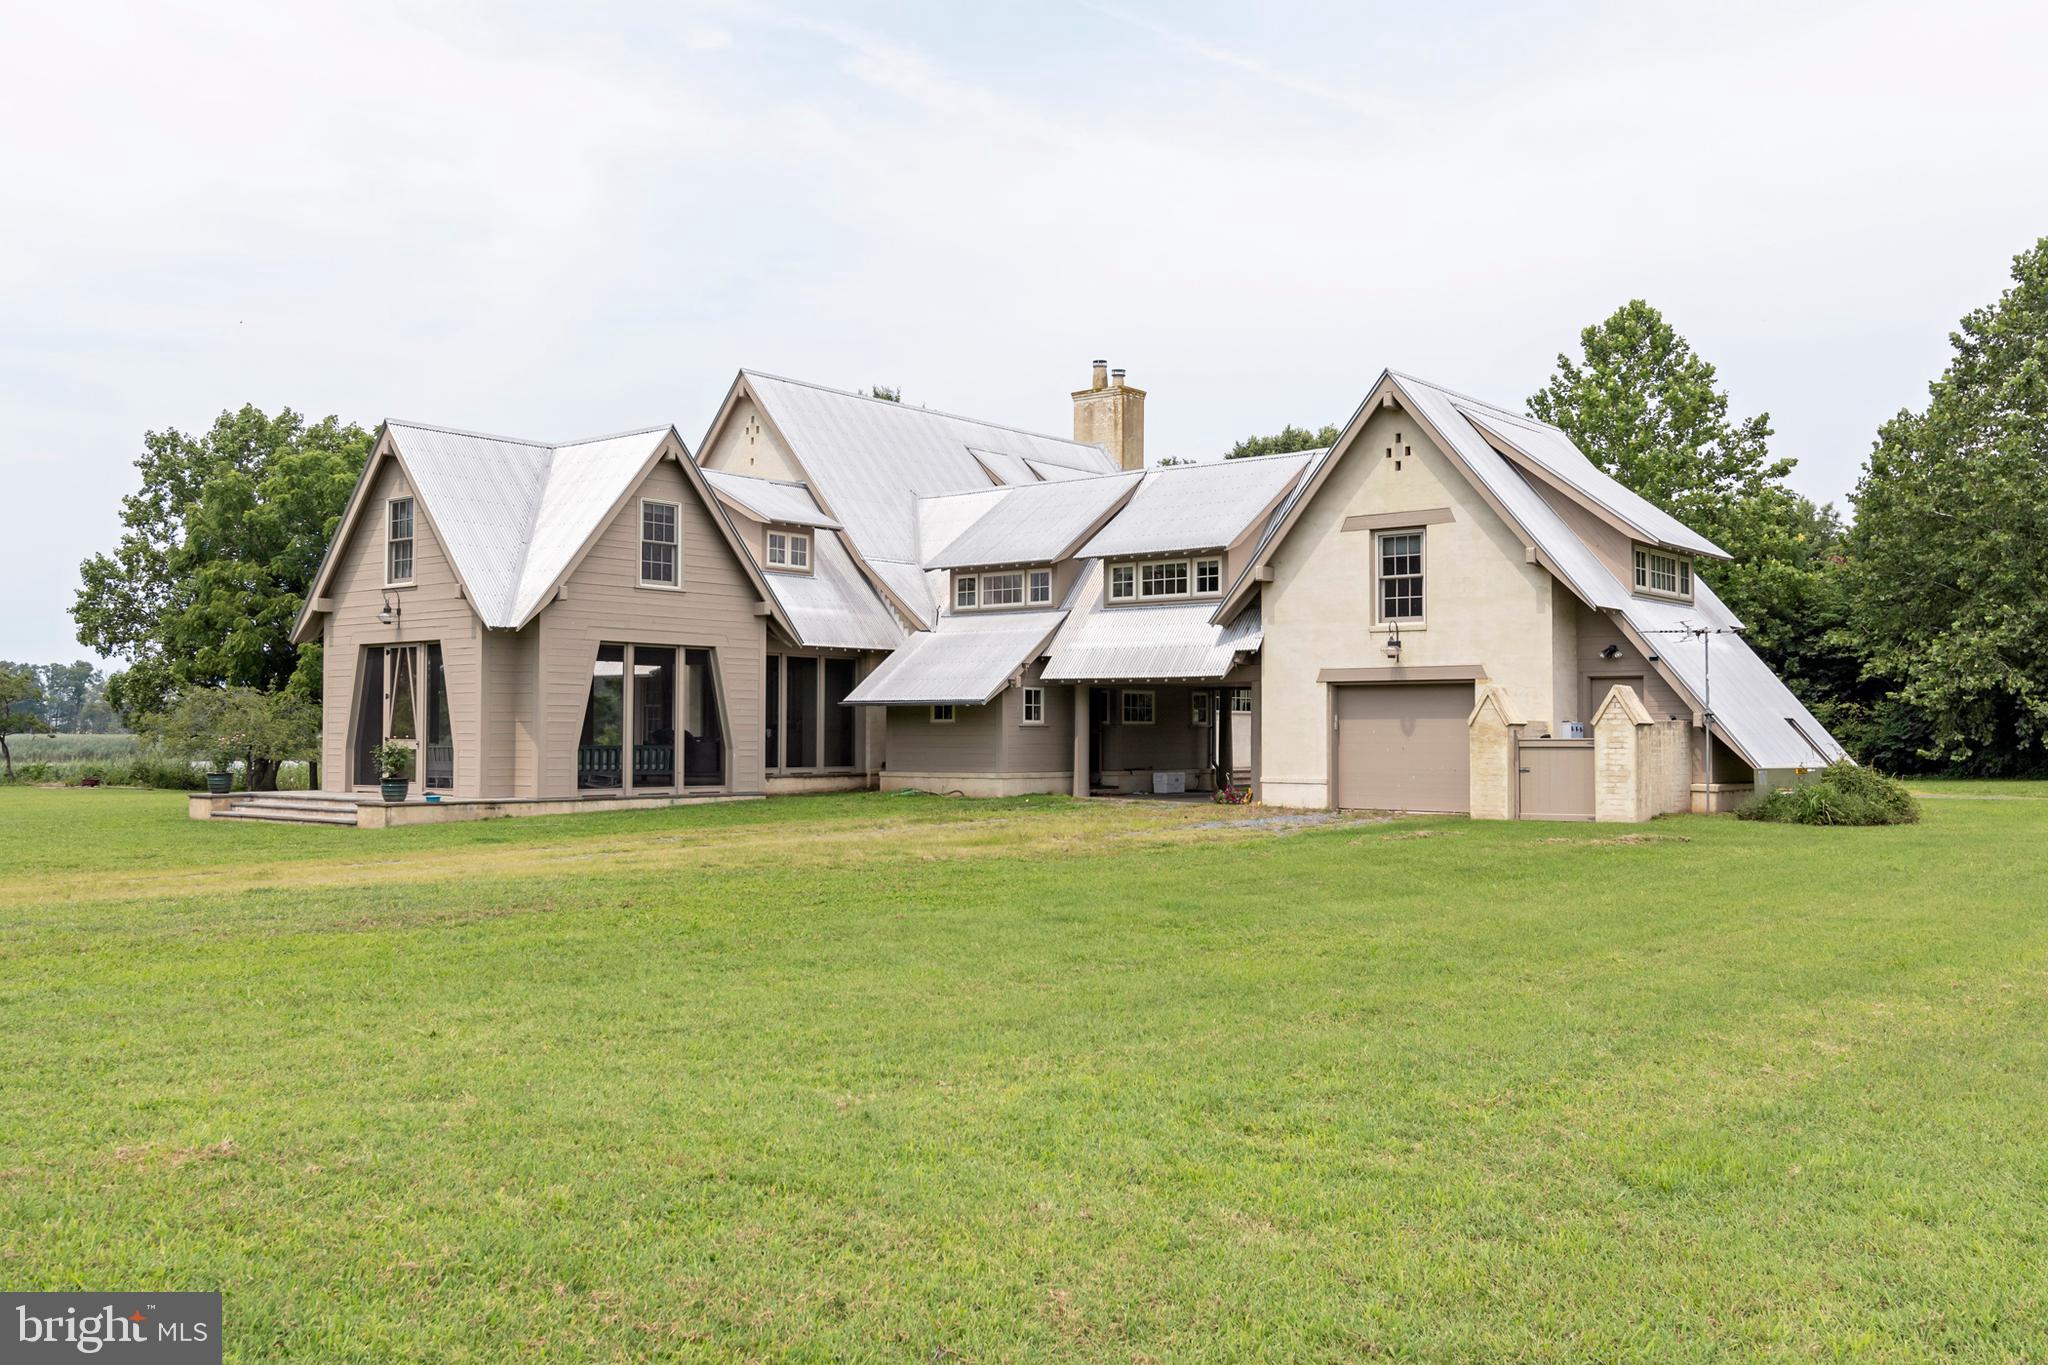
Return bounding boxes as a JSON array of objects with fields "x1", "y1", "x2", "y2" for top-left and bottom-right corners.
[
  {"x1": 1194, "y1": 557, "x2": 1221, "y2": 594},
  {"x1": 1192, "y1": 692, "x2": 1211, "y2": 726},
  {"x1": 955, "y1": 576, "x2": 977, "y2": 609},
  {"x1": 1021, "y1": 686, "x2": 1044, "y2": 724},
  {"x1": 1633, "y1": 547, "x2": 1691, "y2": 599},
  {"x1": 1377, "y1": 531, "x2": 1424, "y2": 621},
  {"x1": 640, "y1": 500, "x2": 679, "y2": 586},
  {"x1": 387, "y1": 498, "x2": 414, "y2": 583},
  {"x1": 982, "y1": 572, "x2": 1024, "y2": 606},
  {"x1": 1109, "y1": 565, "x2": 1135, "y2": 600},
  {"x1": 1028, "y1": 569, "x2": 1052, "y2": 604}
]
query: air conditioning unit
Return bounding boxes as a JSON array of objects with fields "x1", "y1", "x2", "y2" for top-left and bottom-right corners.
[
  {"x1": 1152, "y1": 770, "x2": 1187, "y2": 794},
  {"x1": 1560, "y1": 721, "x2": 1589, "y2": 739}
]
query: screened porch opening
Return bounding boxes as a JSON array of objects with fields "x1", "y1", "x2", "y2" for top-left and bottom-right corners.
[
  {"x1": 580, "y1": 643, "x2": 728, "y2": 792},
  {"x1": 353, "y1": 641, "x2": 453, "y2": 789},
  {"x1": 764, "y1": 653, "x2": 862, "y2": 774}
]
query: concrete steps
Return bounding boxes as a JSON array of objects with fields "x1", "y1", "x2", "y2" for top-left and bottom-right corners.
[{"x1": 213, "y1": 795, "x2": 361, "y2": 827}]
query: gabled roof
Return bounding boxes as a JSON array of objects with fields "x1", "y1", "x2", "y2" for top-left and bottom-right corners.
[
  {"x1": 925, "y1": 471, "x2": 1143, "y2": 570},
  {"x1": 1043, "y1": 562, "x2": 1263, "y2": 683},
  {"x1": 841, "y1": 609, "x2": 1068, "y2": 706},
  {"x1": 731, "y1": 370, "x2": 1118, "y2": 564},
  {"x1": 702, "y1": 469, "x2": 843, "y2": 530},
  {"x1": 1077, "y1": 451, "x2": 1318, "y2": 559},
  {"x1": 296, "y1": 419, "x2": 796, "y2": 642}
]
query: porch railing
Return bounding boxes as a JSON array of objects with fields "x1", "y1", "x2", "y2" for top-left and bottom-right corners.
[
  {"x1": 633, "y1": 744, "x2": 676, "y2": 784},
  {"x1": 578, "y1": 744, "x2": 622, "y2": 787}
]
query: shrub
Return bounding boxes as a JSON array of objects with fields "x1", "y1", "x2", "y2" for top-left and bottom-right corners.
[
  {"x1": 1737, "y1": 762, "x2": 1921, "y2": 826},
  {"x1": 7, "y1": 761, "x2": 57, "y2": 784}
]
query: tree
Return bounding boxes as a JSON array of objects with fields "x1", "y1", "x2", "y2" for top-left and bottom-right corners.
[
  {"x1": 136, "y1": 684, "x2": 318, "y2": 780},
  {"x1": 1527, "y1": 300, "x2": 1843, "y2": 685},
  {"x1": 1842, "y1": 237, "x2": 2048, "y2": 774},
  {"x1": 34, "y1": 661, "x2": 103, "y2": 733},
  {"x1": 1226, "y1": 423, "x2": 1340, "y2": 460},
  {"x1": 863, "y1": 385, "x2": 901, "y2": 402},
  {"x1": 73, "y1": 405, "x2": 371, "y2": 785},
  {"x1": 0, "y1": 664, "x2": 51, "y2": 780}
]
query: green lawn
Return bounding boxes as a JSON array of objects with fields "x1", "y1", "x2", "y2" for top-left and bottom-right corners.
[{"x1": 1, "y1": 788, "x2": 2043, "y2": 1361}]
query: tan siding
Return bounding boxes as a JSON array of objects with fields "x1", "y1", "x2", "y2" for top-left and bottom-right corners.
[
  {"x1": 1099, "y1": 687, "x2": 1212, "y2": 773},
  {"x1": 531, "y1": 452, "x2": 768, "y2": 797},
  {"x1": 995, "y1": 662, "x2": 1074, "y2": 775},
  {"x1": 318, "y1": 452, "x2": 487, "y2": 795},
  {"x1": 1530, "y1": 480, "x2": 1636, "y2": 589},
  {"x1": 883, "y1": 700, "x2": 1006, "y2": 775},
  {"x1": 1572, "y1": 602, "x2": 1689, "y2": 722}
]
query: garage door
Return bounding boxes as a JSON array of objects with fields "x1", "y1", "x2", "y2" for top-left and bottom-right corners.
[{"x1": 1333, "y1": 683, "x2": 1472, "y2": 812}]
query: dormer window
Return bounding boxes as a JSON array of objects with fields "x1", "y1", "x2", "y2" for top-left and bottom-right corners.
[
  {"x1": 766, "y1": 529, "x2": 811, "y2": 573},
  {"x1": 1633, "y1": 547, "x2": 1692, "y2": 600},
  {"x1": 1110, "y1": 565, "x2": 1135, "y2": 601},
  {"x1": 955, "y1": 575, "x2": 977, "y2": 609},
  {"x1": 1028, "y1": 569, "x2": 1052, "y2": 604}
]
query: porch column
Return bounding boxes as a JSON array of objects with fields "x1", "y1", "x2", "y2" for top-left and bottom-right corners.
[
  {"x1": 622, "y1": 644, "x2": 636, "y2": 795},
  {"x1": 1072, "y1": 684, "x2": 1090, "y2": 798},
  {"x1": 1215, "y1": 687, "x2": 1232, "y2": 791},
  {"x1": 1247, "y1": 679, "x2": 1262, "y2": 799}
]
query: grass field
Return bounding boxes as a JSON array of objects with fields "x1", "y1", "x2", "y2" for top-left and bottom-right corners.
[{"x1": 1, "y1": 785, "x2": 2043, "y2": 1360}]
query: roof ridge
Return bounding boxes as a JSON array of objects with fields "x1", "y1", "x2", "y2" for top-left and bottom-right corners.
[
  {"x1": 387, "y1": 417, "x2": 670, "y2": 451},
  {"x1": 1145, "y1": 449, "x2": 1324, "y2": 475},
  {"x1": 741, "y1": 369, "x2": 1107, "y2": 455},
  {"x1": 1388, "y1": 371, "x2": 1555, "y2": 432}
]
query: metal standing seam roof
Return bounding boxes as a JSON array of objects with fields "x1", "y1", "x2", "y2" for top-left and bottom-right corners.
[
  {"x1": 741, "y1": 371, "x2": 1117, "y2": 565},
  {"x1": 1024, "y1": 457, "x2": 1093, "y2": 482},
  {"x1": 1042, "y1": 561, "x2": 1264, "y2": 682},
  {"x1": 1620, "y1": 581, "x2": 1846, "y2": 770},
  {"x1": 760, "y1": 531, "x2": 906, "y2": 652},
  {"x1": 701, "y1": 469, "x2": 843, "y2": 530},
  {"x1": 966, "y1": 447, "x2": 1039, "y2": 485},
  {"x1": 864, "y1": 557, "x2": 941, "y2": 629},
  {"x1": 925, "y1": 471, "x2": 1143, "y2": 570},
  {"x1": 1456, "y1": 405, "x2": 1728, "y2": 558},
  {"x1": 840, "y1": 608, "x2": 1069, "y2": 707},
  {"x1": 1077, "y1": 451, "x2": 1317, "y2": 559},
  {"x1": 384, "y1": 420, "x2": 671, "y2": 628}
]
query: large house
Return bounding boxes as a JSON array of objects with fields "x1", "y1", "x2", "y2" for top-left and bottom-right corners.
[{"x1": 253, "y1": 361, "x2": 1843, "y2": 826}]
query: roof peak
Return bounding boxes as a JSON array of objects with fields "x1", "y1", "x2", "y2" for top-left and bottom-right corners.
[
  {"x1": 386, "y1": 417, "x2": 669, "y2": 452},
  {"x1": 741, "y1": 368, "x2": 1104, "y2": 452}
]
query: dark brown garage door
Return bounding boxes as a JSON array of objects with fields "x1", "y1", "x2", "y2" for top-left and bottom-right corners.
[{"x1": 1333, "y1": 683, "x2": 1473, "y2": 812}]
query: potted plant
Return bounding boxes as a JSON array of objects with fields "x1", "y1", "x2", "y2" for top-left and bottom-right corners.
[{"x1": 374, "y1": 741, "x2": 414, "y2": 803}]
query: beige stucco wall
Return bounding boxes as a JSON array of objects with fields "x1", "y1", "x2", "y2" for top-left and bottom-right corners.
[
  {"x1": 699, "y1": 393, "x2": 804, "y2": 482},
  {"x1": 1257, "y1": 403, "x2": 1567, "y2": 809},
  {"x1": 318, "y1": 450, "x2": 488, "y2": 797}
]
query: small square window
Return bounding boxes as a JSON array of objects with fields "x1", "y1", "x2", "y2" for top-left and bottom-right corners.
[
  {"x1": 1028, "y1": 569, "x2": 1051, "y2": 604},
  {"x1": 955, "y1": 576, "x2": 977, "y2": 609},
  {"x1": 1195, "y1": 557, "x2": 1221, "y2": 594},
  {"x1": 1120, "y1": 690, "x2": 1155, "y2": 725},
  {"x1": 1109, "y1": 564, "x2": 1135, "y2": 600},
  {"x1": 1021, "y1": 686, "x2": 1044, "y2": 725},
  {"x1": 931, "y1": 704, "x2": 955, "y2": 723}
]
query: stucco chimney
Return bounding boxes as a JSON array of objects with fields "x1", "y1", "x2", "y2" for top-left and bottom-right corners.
[{"x1": 1072, "y1": 360, "x2": 1147, "y2": 471}]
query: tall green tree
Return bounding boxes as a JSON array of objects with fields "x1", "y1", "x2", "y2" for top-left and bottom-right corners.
[
  {"x1": 1844, "y1": 237, "x2": 2048, "y2": 774},
  {"x1": 0, "y1": 663, "x2": 50, "y2": 780},
  {"x1": 33, "y1": 661, "x2": 104, "y2": 733},
  {"x1": 1226, "y1": 423, "x2": 1340, "y2": 460},
  {"x1": 73, "y1": 406, "x2": 371, "y2": 782},
  {"x1": 1527, "y1": 300, "x2": 1843, "y2": 683}
]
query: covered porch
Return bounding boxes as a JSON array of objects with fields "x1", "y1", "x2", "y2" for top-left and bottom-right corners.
[{"x1": 1067, "y1": 680, "x2": 1255, "y2": 798}]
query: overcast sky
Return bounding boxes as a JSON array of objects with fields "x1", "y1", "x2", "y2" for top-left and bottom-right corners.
[{"x1": 5, "y1": 0, "x2": 2045, "y2": 665}]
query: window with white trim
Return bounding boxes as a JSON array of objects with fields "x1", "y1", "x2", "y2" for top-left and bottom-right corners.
[
  {"x1": 954, "y1": 576, "x2": 977, "y2": 609},
  {"x1": 387, "y1": 497, "x2": 415, "y2": 583},
  {"x1": 1140, "y1": 560, "x2": 1188, "y2": 599},
  {"x1": 1021, "y1": 686, "x2": 1044, "y2": 724},
  {"x1": 1192, "y1": 692, "x2": 1212, "y2": 726},
  {"x1": 982, "y1": 572, "x2": 1024, "y2": 606},
  {"x1": 1376, "y1": 530, "x2": 1423, "y2": 622},
  {"x1": 1109, "y1": 564, "x2": 1135, "y2": 600},
  {"x1": 1632, "y1": 547, "x2": 1692, "y2": 600},
  {"x1": 1230, "y1": 689, "x2": 1252, "y2": 714},
  {"x1": 930, "y1": 704, "x2": 955, "y2": 723},
  {"x1": 1120, "y1": 690, "x2": 1155, "y2": 725},
  {"x1": 1028, "y1": 569, "x2": 1051, "y2": 604},
  {"x1": 766, "y1": 530, "x2": 811, "y2": 572},
  {"x1": 1194, "y1": 557, "x2": 1221, "y2": 595},
  {"x1": 640, "y1": 500, "x2": 679, "y2": 586}
]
